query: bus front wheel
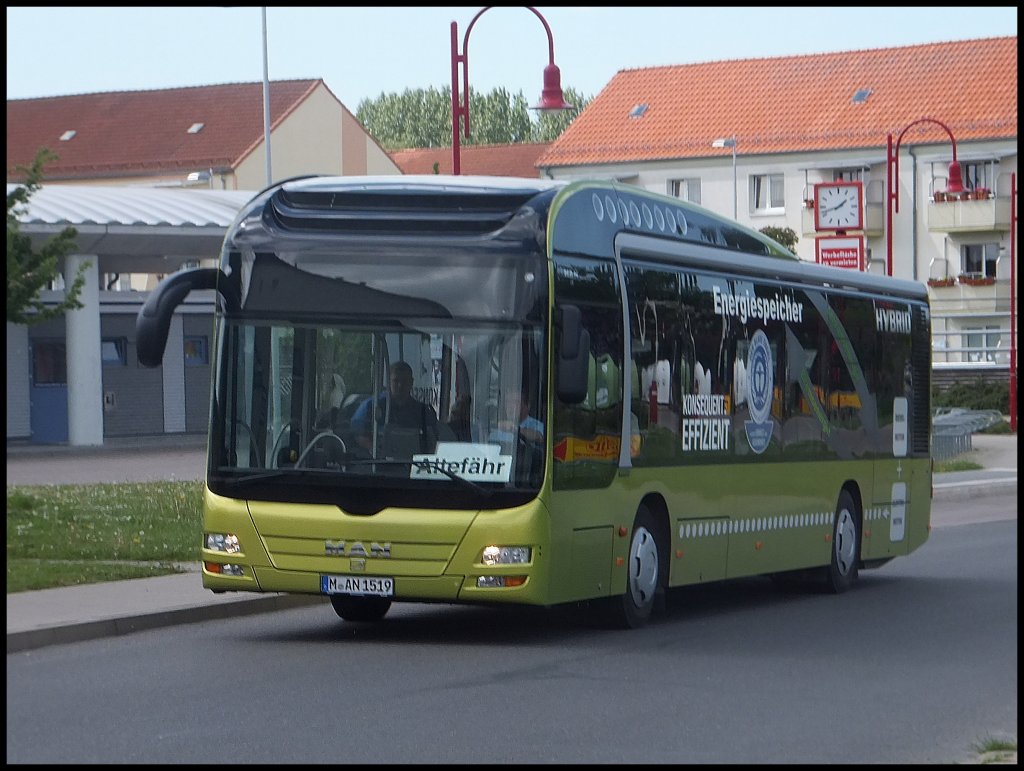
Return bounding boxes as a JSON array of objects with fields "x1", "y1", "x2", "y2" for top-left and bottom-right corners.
[
  {"x1": 604, "y1": 505, "x2": 665, "y2": 629},
  {"x1": 330, "y1": 595, "x2": 392, "y2": 622},
  {"x1": 826, "y1": 489, "x2": 861, "y2": 593}
]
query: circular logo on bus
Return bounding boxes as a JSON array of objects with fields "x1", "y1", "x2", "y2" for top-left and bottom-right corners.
[{"x1": 746, "y1": 329, "x2": 773, "y2": 425}]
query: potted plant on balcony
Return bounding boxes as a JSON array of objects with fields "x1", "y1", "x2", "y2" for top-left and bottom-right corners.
[
  {"x1": 957, "y1": 273, "x2": 996, "y2": 286},
  {"x1": 970, "y1": 187, "x2": 991, "y2": 201},
  {"x1": 927, "y1": 276, "x2": 956, "y2": 288},
  {"x1": 932, "y1": 191, "x2": 948, "y2": 202}
]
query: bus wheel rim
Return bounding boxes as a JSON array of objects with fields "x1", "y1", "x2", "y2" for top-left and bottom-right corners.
[
  {"x1": 628, "y1": 526, "x2": 659, "y2": 606},
  {"x1": 835, "y1": 508, "x2": 856, "y2": 575}
]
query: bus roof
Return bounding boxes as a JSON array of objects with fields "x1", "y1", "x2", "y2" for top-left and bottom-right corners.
[{"x1": 227, "y1": 175, "x2": 925, "y2": 301}]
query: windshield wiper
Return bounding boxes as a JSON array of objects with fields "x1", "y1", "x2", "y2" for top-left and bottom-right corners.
[{"x1": 231, "y1": 468, "x2": 326, "y2": 484}]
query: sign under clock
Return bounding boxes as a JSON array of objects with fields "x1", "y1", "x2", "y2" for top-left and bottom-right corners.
[
  {"x1": 816, "y1": 234, "x2": 865, "y2": 271},
  {"x1": 814, "y1": 181, "x2": 863, "y2": 232}
]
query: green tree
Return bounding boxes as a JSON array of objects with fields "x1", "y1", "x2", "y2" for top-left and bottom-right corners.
[
  {"x1": 759, "y1": 225, "x2": 799, "y2": 253},
  {"x1": 534, "y1": 86, "x2": 590, "y2": 141},
  {"x1": 356, "y1": 85, "x2": 591, "y2": 150},
  {"x1": 469, "y1": 87, "x2": 534, "y2": 144},
  {"x1": 7, "y1": 148, "x2": 88, "y2": 325},
  {"x1": 357, "y1": 87, "x2": 452, "y2": 150}
]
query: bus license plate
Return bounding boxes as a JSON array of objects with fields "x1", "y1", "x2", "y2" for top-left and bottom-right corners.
[{"x1": 321, "y1": 575, "x2": 395, "y2": 597}]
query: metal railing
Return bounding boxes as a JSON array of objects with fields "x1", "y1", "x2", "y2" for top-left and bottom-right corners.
[
  {"x1": 930, "y1": 317, "x2": 1012, "y2": 366},
  {"x1": 931, "y1": 407, "x2": 1003, "y2": 461}
]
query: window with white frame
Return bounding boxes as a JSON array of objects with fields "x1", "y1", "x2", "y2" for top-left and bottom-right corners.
[
  {"x1": 961, "y1": 160, "x2": 996, "y2": 193},
  {"x1": 833, "y1": 168, "x2": 865, "y2": 182},
  {"x1": 668, "y1": 177, "x2": 701, "y2": 205},
  {"x1": 101, "y1": 338, "x2": 127, "y2": 366},
  {"x1": 750, "y1": 174, "x2": 784, "y2": 213},
  {"x1": 963, "y1": 326, "x2": 1001, "y2": 363},
  {"x1": 961, "y1": 242, "x2": 999, "y2": 279}
]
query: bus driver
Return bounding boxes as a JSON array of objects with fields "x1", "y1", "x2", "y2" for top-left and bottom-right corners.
[{"x1": 351, "y1": 361, "x2": 439, "y2": 454}]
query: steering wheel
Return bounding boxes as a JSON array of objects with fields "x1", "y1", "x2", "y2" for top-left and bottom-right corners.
[{"x1": 294, "y1": 431, "x2": 348, "y2": 468}]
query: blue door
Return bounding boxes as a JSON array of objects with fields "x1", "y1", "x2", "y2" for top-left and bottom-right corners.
[{"x1": 29, "y1": 340, "x2": 68, "y2": 443}]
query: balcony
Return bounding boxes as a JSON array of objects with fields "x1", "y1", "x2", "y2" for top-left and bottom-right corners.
[
  {"x1": 926, "y1": 276, "x2": 1009, "y2": 317},
  {"x1": 927, "y1": 189, "x2": 1013, "y2": 233}
]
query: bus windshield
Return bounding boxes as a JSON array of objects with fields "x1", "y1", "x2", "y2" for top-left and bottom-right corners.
[{"x1": 208, "y1": 249, "x2": 547, "y2": 510}]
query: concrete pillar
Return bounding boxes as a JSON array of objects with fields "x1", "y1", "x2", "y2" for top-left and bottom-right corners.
[
  {"x1": 64, "y1": 254, "x2": 104, "y2": 446},
  {"x1": 162, "y1": 315, "x2": 186, "y2": 433},
  {"x1": 6, "y1": 322, "x2": 31, "y2": 440}
]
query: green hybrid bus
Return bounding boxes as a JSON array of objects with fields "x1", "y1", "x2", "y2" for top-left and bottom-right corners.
[{"x1": 137, "y1": 175, "x2": 932, "y2": 628}]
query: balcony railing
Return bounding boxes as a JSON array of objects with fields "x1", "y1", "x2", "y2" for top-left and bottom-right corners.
[
  {"x1": 927, "y1": 188, "x2": 1013, "y2": 233},
  {"x1": 931, "y1": 317, "x2": 1013, "y2": 366}
]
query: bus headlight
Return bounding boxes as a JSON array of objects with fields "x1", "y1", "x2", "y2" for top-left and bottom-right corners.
[
  {"x1": 205, "y1": 533, "x2": 241, "y2": 554},
  {"x1": 481, "y1": 545, "x2": 531, "y2": 565}
]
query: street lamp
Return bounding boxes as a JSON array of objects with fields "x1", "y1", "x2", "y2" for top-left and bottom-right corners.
[
  {"x1": 451, "y1": 7, "x2": 573, "y2": 176},
  {"x1": 261, "y1": 7, "x2": 272, "y2": 187},
  {"x1": 1010, "y1": 172, "x2": 1017, "y2": 432},
  {"x1": 711, "y1": 136, "x2": 738, "y2": 219},
  {"x1": 886, "y1": 117, "x2": 963, "y2": 277}
]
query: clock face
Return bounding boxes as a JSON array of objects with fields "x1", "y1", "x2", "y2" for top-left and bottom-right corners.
[{"x1": 815, "y1": 184, "x2": 862, "y2": 230}]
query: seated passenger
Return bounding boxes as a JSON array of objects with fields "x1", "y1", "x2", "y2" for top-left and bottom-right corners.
[{"x1": 488, "y1": 388, "x2": 543, "y2": 445}]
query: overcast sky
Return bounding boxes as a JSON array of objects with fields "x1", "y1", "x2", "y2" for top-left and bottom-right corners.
[{"x1": 6, "y1": 6, "x2": 1018, "y2": 110}]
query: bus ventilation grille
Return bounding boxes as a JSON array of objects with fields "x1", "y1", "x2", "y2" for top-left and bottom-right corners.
[
  {"x1": 911, "y1": 304, "x2": 931, "y2": 456},
  {"x1": 265, "y1": 187, "x2": 543, "y2": 236}
]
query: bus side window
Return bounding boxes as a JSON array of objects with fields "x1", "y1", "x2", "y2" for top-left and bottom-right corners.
[{"x1": 552, "y1": 254, "x2": 622, "y2": 489}]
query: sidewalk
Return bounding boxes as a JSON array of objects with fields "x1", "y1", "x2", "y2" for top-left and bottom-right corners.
[
  {"x1": 930, "y1": 432, "x2": 1018, "y2": 501},
  {"x1": 7, "y1": 433, "x2": 1017, "y2": 653}
]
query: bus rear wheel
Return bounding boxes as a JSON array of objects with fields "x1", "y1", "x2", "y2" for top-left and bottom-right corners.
[
  {"x1": 603, "y1": 505, "x2": 664, "y2": 629},
  {"x1": 329, "y1": 595, "x2": 392, "y2": 622},
  {"x1": 826, "y1": 489, "x2": 861, "y2": 593}
]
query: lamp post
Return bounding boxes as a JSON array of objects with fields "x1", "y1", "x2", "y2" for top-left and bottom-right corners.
[
  {"x1": 711, "y1": 136, "x2": 738, "y2": 219},
  {"x1": 450, "y1": 6, "x2": 572, "y2": 175},
  {"x1": 261, "y1": 7, "x2": 272, "y2": 186},
  {"x1": 1010, "y1": 172, "x2": 1017, "y2": 432},
  {"x1": 886, "y1": 117, "x2": 963, "y2": 278}
]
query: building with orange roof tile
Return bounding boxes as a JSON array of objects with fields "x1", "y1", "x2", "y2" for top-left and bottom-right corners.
[
  {"x1": 539, "y1": 36, "x2": 1017, "y2": 376},
  {"x1": 390, "y1": 142, "x2": 551, "y2": 177},
  {"x1": 7, "y1": 79, "x2": 400, "y2": 189},
  {"x1": 6, "y1": 80, "x2": 399, "y2": 444}
]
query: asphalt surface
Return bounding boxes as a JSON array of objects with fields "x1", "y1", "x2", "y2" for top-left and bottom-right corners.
[{"x1": 6, "y1": 431, "x2": 1018, "y2": 653}]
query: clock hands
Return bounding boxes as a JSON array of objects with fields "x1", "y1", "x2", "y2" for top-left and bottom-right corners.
[{"x1": 817, "y1": 186, "x2": 860, "y2": 230}]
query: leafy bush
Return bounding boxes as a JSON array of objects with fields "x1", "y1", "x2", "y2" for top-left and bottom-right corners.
[
  {"x1": 932, "y1": 379, "x2": 1009, "y2": 412},
  {"x1": 758, "y1": 225, "x2": 798, "y2": 252}
]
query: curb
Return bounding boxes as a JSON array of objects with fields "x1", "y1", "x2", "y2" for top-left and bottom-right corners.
[
  {"x1": 932, "y1": 477, "x2": 1017, "y2": 501},
  {"x1": 7, "y1": 594, "x2": 326, "y2": 654}
]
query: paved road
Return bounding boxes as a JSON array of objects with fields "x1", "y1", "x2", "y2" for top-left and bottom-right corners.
[{"x1": 7, "y1": 515, "x2": 1018, "y2": 764}]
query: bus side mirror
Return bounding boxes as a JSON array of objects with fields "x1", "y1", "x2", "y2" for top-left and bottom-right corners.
[
  {"x1": 556, "y1": 304, "x2": 590, "y2": 404},
  {"x1": 136, "y1": 268, "x2": 224, "y2": 367}
]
